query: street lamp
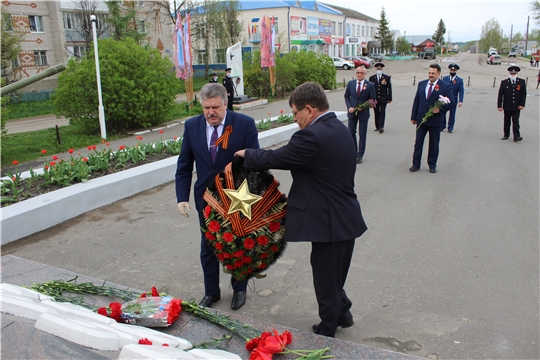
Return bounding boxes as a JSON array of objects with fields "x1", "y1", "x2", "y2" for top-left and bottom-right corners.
[
  {"x1": 331, "y1": 35, "x2": 335, "y2": 57},
  {"x1": 91, "y1": 14, "x2": 106, "y2": 139}
]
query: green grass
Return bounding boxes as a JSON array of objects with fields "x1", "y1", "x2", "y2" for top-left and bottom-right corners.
[
  {"x1": 5, "y1": 100, "x2": 56, "y2": 120},
  {"x1": 1, "y1": 126, "x2": 125, "y2": 166}
]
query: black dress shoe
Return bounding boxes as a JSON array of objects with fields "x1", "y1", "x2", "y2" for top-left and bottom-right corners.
[
  {"x1": 448, "y1": 130, "x2": 453, "y2": 133},
  {"x1": 429, "y1": 168, "x2": 436, "y2": 173},
  {"x1": 514, "y1": 137, "x2": 523, "y2": 142},
  {"x1": 231, "y1": 291, "x2": 246, "y2": 310},
  {"x1": 198, "y1": 294, "x2": 220, "y2": 307},
  {"x1": 374, "y1": 128, "x2": 380, "y2": 131},
  {"x1": 379, "y1": 129, "x2": 384, "y2": 133},
  {"x1": 501, "y1": 137, "x2": 509, "y2": 140},
  {"x1": 312, "y1": 319, "x2": 354, "y2": 332},
  {"x1": 409, "y1": 166, "x2": 420, "y2": 172},
  {"x1": 356, "y1": 157, "x2": 363, "y2": 164}
]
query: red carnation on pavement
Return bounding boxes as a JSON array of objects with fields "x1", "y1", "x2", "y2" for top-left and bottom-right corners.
[
  {"x1": 109, "y1": 302, "x2": 123, "y2": 322},
  {"x1": 140, "y1": 292, "x2": 147, "y2": 298},
  {"x1": 138, "y1": 338, "x2": 152, "y2": 345},
  {"x1": 97, "y1": 307, "x2": 108, "y2": 316},
  {"x1": 151, "y1": 286, "x2": 159, "y2": 297}
]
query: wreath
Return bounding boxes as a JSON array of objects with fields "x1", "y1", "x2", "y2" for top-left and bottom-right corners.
[{"x1": 201, "y1": 157, "x2": 287, "y2": 281}]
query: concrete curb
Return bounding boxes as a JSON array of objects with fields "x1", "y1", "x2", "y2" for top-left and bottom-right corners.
[{"x1": 1, "y1": 112, "x2": 347, "y2": 245}]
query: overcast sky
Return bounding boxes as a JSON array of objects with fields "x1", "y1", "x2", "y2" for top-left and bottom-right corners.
[{"x1": 322, "y1": 0, "x2": 536, "y2": 42}]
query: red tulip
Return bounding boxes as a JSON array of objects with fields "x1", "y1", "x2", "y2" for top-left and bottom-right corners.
[
  {"x1": 68, "y1": 148, "x2": 74, "y2": 154},
  {"x1": 12, "y1": 160, "x2": 18, "y2": 165},
  {"x1": 41, "y1": 149, "x2": 47, "y2": 154},
  {"x1": 159, "y1": 129, "x2": 164, "y2": 134},
  {"x1": 52, "y1": 155, "x2": 58, "y2": 160},
  {"x1": 87, "y1": 146, "x2": 92, "y2": 151},
  {"x1": 119, "y1": 145, "x2": 125, "y2": 150},
  {"x1": 50, "y1": 161, "x2": 56, "y2": 166},
  {"x1": 83, "y1": 157, "x2": 88, "y2": 162}
]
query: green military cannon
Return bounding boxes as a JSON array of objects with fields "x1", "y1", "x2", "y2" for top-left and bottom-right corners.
[{"x1": 0, "y1": 64, "x2": 65, "y2": 96}]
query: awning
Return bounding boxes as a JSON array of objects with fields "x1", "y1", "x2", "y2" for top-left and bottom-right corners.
[{"x1": 291, "y1": 39, "x2": 326, "y2": 45}]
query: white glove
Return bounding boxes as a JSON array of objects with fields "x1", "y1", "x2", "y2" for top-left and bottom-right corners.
[{"x1": 177, "y1": 202, "x2": 191, "y2": 218}]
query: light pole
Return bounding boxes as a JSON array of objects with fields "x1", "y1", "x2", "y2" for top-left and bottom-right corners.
[
  {"x1": 91, "y1": 14, "x2": 106, "y2": 140},
  {"x1": 331, "y1": 35, "x2": 335, "y2": 57}
]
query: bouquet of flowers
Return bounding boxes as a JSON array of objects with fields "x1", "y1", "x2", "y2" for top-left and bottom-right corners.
[
  {"x1": 202, "y1": 157, "x2": 287, "y2": 281},
  {"x1": 354, "y1": 99, "x2": 377, "y2": 115},
  {"x1": 416, "y1": 95, "x2": 451, "y2": 130}
]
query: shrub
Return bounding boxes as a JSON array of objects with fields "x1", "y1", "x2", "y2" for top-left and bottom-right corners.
[{"x1": 53, "y1": 38, "x2": 178, "y2": 135}]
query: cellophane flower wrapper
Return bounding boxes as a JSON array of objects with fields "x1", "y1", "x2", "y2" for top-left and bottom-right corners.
[{"x1": 121, "y1": 296, "x2": 181, "y2": 327}]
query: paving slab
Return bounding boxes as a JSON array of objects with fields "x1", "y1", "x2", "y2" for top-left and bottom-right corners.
[{"x1": 1, "y1": 255, "x2": 421, "y2": 360}]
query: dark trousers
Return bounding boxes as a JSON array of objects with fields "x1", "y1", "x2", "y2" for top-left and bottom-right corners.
[
  {"x1": 311, "y1": 239, "x2": 355, "y2": 337},
  {"x1": 199, "y1": 213, "x2": 246, "y2": 296},
  {"x1": 503, "y1": 110, "x2": 521, "y2": 139},
  {"x1": 443, "y1": 103, "x2": 458, "y2": 131},
  {"x1": 413, "y1": 125, "x2": 441, "y2": 169},
  {"x1": 348, "y1": 115, "x2": 368, "y2": 158},
  {"x1": 227, "y1": 95, "x2": 234, "y2": 111},
  {"x1": 373, "y1": 103, "x2": 387, "y2": 130}
]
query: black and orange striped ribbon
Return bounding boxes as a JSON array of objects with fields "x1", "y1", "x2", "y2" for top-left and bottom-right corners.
[{"x1": 215, "y1": 125, "x2": 233, "y2": 149}]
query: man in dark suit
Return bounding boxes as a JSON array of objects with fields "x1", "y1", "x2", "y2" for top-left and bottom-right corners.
[
  {"x1": 235, "y1": 82, "x2": 367, "y2": 338},
  {"x1": 368, "y1": 62, "x2": 392, "y2": 133},
  {"x1": 209, "y1": 72, "x2": 218, "y2": 83},
  {"x1": 222, "y1": 68, "x2": 235, "y2": 111},
  {"x1": 344, "y1": 65, "x2": 376, "y2": 163},
  {"x1": 441, "y1": 63, "x2": 464, "y2": 133},
  {"x1": 175, "y1": 83, "x2": 259, "y2": 310},
  {"x1": 497, "y1": 66, "x2": 526, "y2": 142},
  {"x1": 410, "y1": 64, "x2": 453, "y2": 173}
]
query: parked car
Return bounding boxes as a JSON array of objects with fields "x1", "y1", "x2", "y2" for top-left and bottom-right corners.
[
  {"x1": 359, "y1": 56, "x2": 375, "y2": 66},
  {"x1": 369, "y1": 53, "x2": 384, "y2": 61},
  {"x1": 333, "y1": 57, "x2": 355, "y2": 70},
  {"x1": 487, "y1": 55, "x2": 502, "y2": 65},
  {"x1": 344, "y1": 56, "x2": 371, "y2": 68},
  {"x1": 508, "y1": 51, "x2": 517, "y2": 58}
]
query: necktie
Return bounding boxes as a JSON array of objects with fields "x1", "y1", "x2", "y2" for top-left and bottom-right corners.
[
  {"x1": 427, "y1": 82, "x2": 433, "y2": 98},
  {"x1": 356, "y1": 82, "x2": 361, "y2": 96},
  {"x1": 209, "y1": 125, "x2": 218, "y2": 162},
  {"x1": 378, "y1": 76, "x2": 381, "y2": 82}
]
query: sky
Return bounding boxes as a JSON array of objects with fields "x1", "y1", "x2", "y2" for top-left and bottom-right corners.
[{"x1": 322, "y1": 0, "x2": 536, "y2": 42}]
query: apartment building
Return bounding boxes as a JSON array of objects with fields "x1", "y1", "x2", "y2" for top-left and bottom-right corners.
[{"x1": 1, "y1": 0, "x2": 174, "y2": 91}]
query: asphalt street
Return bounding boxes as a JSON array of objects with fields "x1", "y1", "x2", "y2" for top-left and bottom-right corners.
[{"x1": 2, "y1": 53, "x2": 539, "y2": 359}]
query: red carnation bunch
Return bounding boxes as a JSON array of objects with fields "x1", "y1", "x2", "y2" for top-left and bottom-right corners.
[{"x1": 246, "y1": 329, "x2": 331, "y2": 359}]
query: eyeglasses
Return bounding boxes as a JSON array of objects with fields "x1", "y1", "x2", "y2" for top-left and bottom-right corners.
[{"x1": 292, "y1": 107, "x2": 306, "y2": 117}]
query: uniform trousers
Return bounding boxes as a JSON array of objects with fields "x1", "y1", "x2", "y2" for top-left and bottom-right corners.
[
  {"x1": 374, "y1": 103, "x2": 388, "y2": 130},
  {"x1": 503, "y1": 110, "x2": 521, "y2": 139}
]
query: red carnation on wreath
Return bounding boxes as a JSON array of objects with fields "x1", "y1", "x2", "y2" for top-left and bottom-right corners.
[{"x1": 201, "y1": 157, "x2": 287, "y2": 281}]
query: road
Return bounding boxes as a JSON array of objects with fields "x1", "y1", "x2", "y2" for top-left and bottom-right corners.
[{"x1": 2, "y1": 53, "x2": 539, "y2": 359}]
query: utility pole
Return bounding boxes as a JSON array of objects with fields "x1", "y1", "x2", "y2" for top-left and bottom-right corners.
[{"x1": 525, "y1": 16, "x2": 530, "y2": 56}]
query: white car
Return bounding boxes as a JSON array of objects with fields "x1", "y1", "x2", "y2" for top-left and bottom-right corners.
[{"x1": 333, "y1": 57, "x2": 355, "y2": 70}]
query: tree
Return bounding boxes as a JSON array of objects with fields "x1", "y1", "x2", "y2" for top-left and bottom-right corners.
[
  {"x1": 432, "y1": 19, "x2": 446, "y2": 52},
  {"x1": 53, "y1": 38, "x2": 178, "y2": 134},
  {"x1": 1, "y1": 10, "x2": 23, "y2": 85},
  {"x1": 65, "y1": 0, "x2": 107, "y2": 48},
  {"x1": 395, "y1": 36, "x2": 410, "y2": 54},
  {"x1": 512, "y1": 32, "x2": 524, "y2": 42},
  {"x1": 104, "y1": 1, "x2": 146, "y2": 43},
  {"x1": 478, "y1": 18, "x2": 503, "y2": 52},
  {"x1": 531, "y1": 0, "x2": 540, "y2": 25},
  {"x1": 154, "y1": 0, "x2": 193, "y2": 24},
  {"x1": 375, "y1": 7, "x2": 393, "y2": 54}
]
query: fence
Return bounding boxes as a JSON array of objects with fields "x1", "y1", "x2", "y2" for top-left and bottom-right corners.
[{"x1": 8, "y1": 89, "x2": 54, "y2": 104}]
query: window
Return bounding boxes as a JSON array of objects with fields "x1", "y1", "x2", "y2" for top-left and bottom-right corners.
[
  {"x1": 272, "y1": 17, "x2": 278, "y2": 35},
  {"x1": 356, "y1": 25, "x2": 360, "y2": 37},
  {"x1": 197, "y1": 49, "x2": 206, "y2": 64},
  {"x1": 215, "y1": 49, "x2": 226, "y2": 64},
  {"x1": 2, "y1": 13, "x2": 13, "y2": 31},
  {"x1": 351, "y1": 24, "x2": 355, "y2": 37},
  {"x1": 68, "y1": 45, "x2": 86, "y2": 59},
  {"x1": 29, "y1": 15, "x2": 44, "y2": 32},
  {"x1": 135, "y1": 0, "x2": 144, "y2": 6},
  {"x1": 33, "y1": 50, "x2": 48, "y2": 66},
  {"x1": 346, "y1": 24, "x2": 350, "y2": 37},
  {"x1": 12, "y1": 57, "x2": 19, "y2": 69},
  {"x1": 63, "y1": 12, "x2": 80, "y2": 29},
  {"x1": 337, "y1": 22, "x2": 342, "y2": 36},
  {"x1": 371, "y1": 27, "x2": 374, "y2": 37},
  {"x1": 362, "y1": 26, "x2": 365, "y2": 37},
  {"x1": 137, "y1": 20, "x2": 145, "y2": 33}
]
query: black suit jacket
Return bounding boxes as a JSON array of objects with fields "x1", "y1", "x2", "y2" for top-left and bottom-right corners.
[
  {"x1": 244, "y1": 112, "x2": 367, "y2": 243},
  {"x1": 368, "y1": 74, "x2": 393, "y2": 103},
  {"x1": 411, "y1": 79, "x2": 453, "y2": 127},
  {"x1": 497, "y1": 78, "x2": 526, "y2": 111}
]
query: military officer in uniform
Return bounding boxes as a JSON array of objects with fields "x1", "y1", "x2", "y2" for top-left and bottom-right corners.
[
  {"x1": 222, "y1": 68, "x2": 235, "y2": 111},
  {"x1": 209, "y1": 72, "x2": 218, "y2": 83},
  {"x1": 497, "y1": 66, "x2": 526, "y2": 142},
  {"x1": 368, "y1": 63, "x2": 392, "y2": 133},
  {"x1": 441, "y1": 64, "x2": 464, "y2": 133}
]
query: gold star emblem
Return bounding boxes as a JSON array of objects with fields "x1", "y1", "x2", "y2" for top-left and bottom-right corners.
[{"x1": 223, "y1": 179, "x2": 262, "y2": 220}]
